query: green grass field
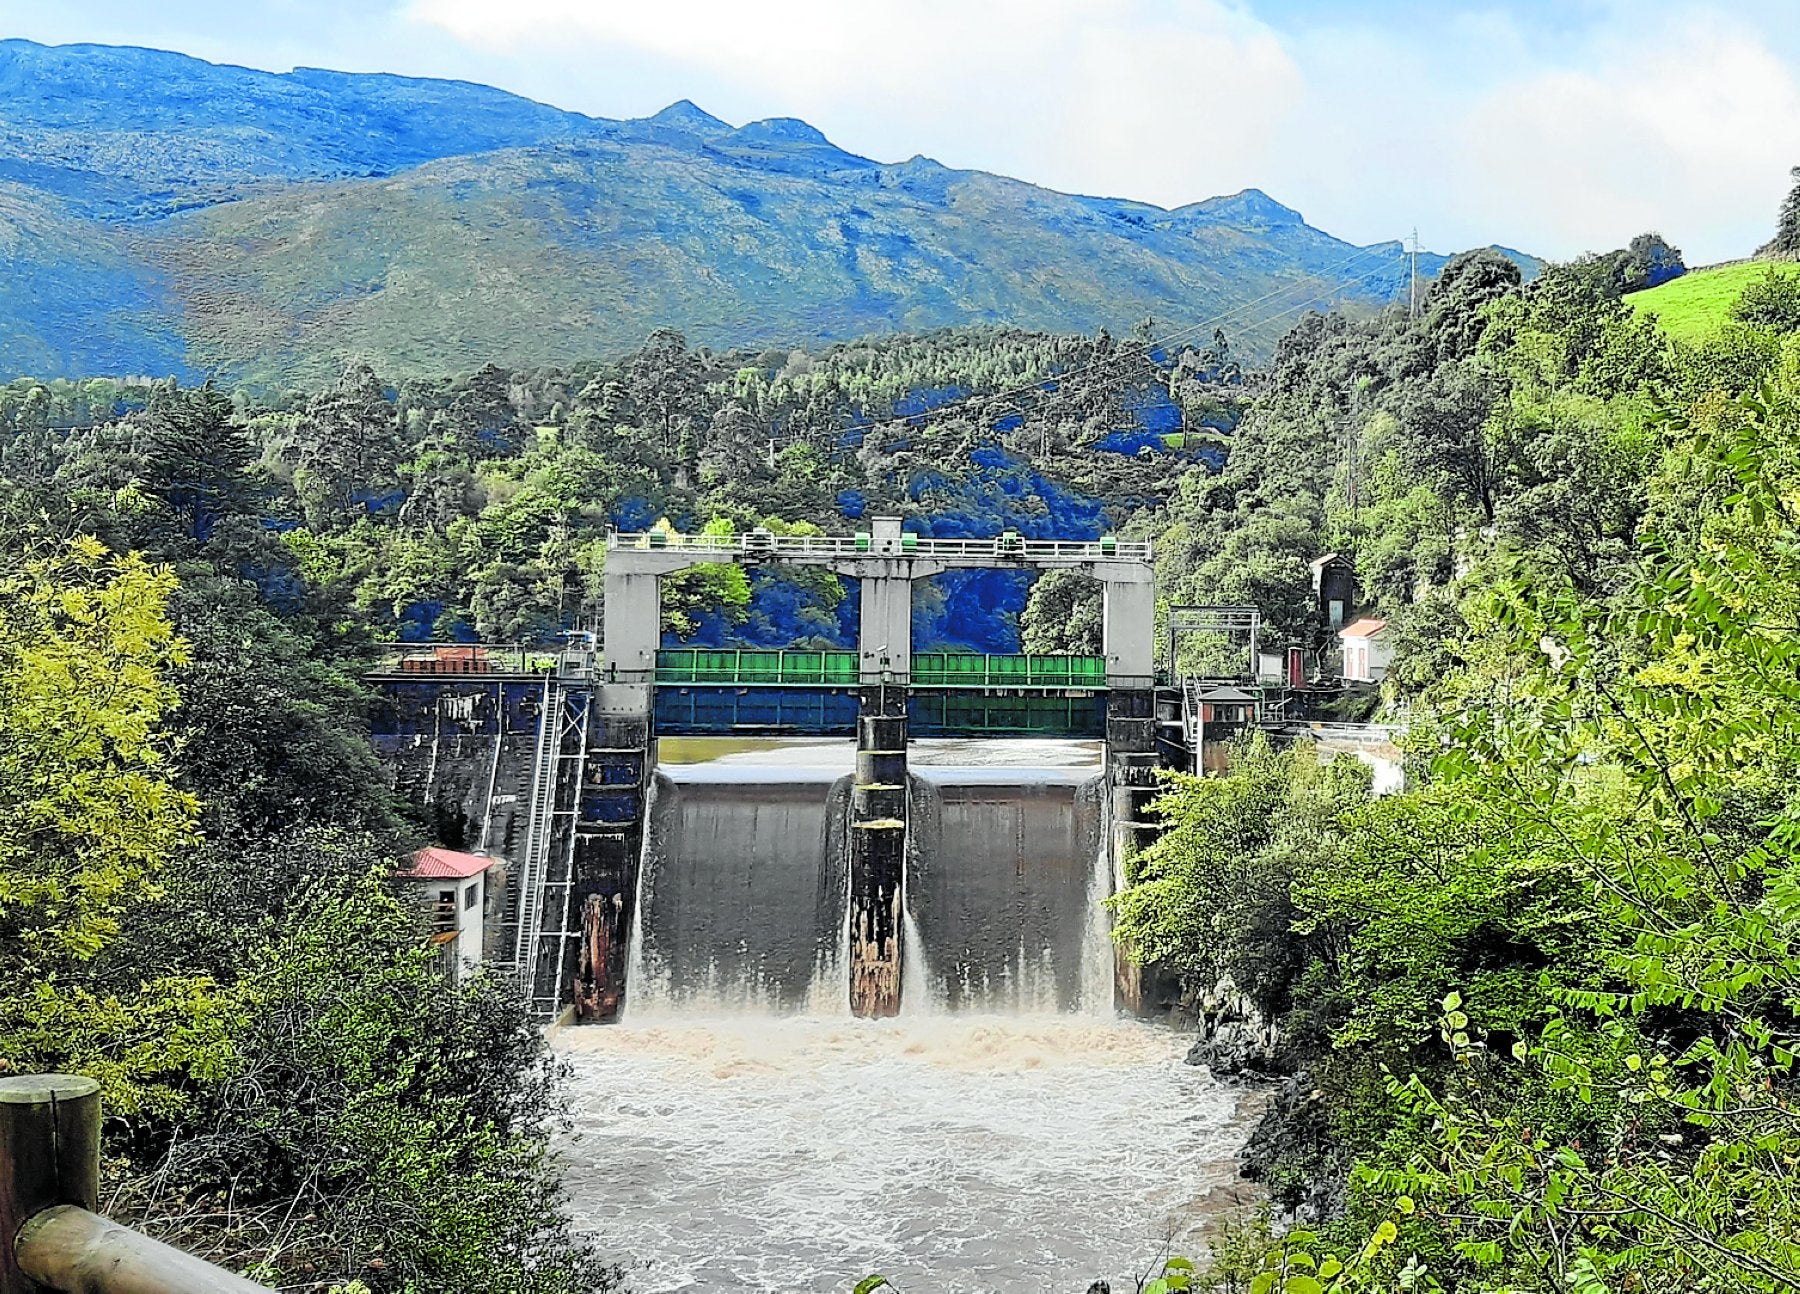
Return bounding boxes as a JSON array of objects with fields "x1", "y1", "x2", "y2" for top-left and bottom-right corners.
[{"x1": 1625, "y1": 261, "x2": 1800, "y2": 343}]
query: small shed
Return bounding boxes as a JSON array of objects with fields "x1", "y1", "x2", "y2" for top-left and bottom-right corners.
[
  {"x1": 1339, "y1": 617, "x2": 1391, "y2": 683},
  {"x1": 397, "y1": 847, "x2": 494, "y2": 981},
  {"x1": 1197, "y1": 684, "x2": 1260, "y2": 730}
]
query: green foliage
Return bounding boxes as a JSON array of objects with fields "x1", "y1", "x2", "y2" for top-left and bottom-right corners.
[
  {"x1": 1730, "y1": 264, "x2": 1800, "y2": 333},
  {"x1": 1110, "y1": 737, "x2": 1370, "y2": 1021},
  {"x1": 1422, "y1": 249, "x2": 1521, "y2": 362},
  {"x1": 1186, "y1": 374, "x2": 1800, "y2": 1293},
  {"x1": 0, "y1": 398, "x2": 610, "y2": 1284},
  {"x1": 1020, "y1": 569, "x2": 1103, "y2": 654},
  {"x1": 658, "y1": 516, "x2": 753, "y2": 638},
  {"x1": 124, "y1": 858, "x2": 617, "y2": 1291},
  {"x1": 1758, "y1": 164, "x2": 1800, "y2": 261},
  {"x1": 0, "y1": 536, "x2": 238, "y2": 1114},
  {"x1": 1357, "y1": 379, "x2": 1800, "y2": 1290},
  {"x1": 1145, "y1": 244, "x2": 1800, "y2": 1294}
]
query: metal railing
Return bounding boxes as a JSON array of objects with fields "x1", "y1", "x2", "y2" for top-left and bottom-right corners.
[
  {"x1": 652, "y1": 649, "x2": 1111, "y2": 690},
  {"x1": 1, "y1": 1075, "x2": 272, "y2": 1293},
  {"x1": 365, "y1": 635, "x2": 598, "y2": 680},
  {"x1": 365, "y1": 643, "x2": 557, "y2": 675},
  {"x1": 1296, "y1": 720, "x2": 1403, "y2": 741},
  {"x1": 607, "y1": 529, "x2": 1152, "y2": 562}
]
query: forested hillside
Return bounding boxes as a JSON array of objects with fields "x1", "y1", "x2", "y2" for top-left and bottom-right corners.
[
  {"x1": 0, "y1": 235, "x2": 1684, "y2": 666},
  {"x1": 6, "y1": 211, "x2": 1796, "y2": 1290},
  {"x1": 0, "y1": 38, "x2": 1533, "y2": 385},
  {"x1": 0, "y1": 433, "x2": 618, "y2": 1283},
  {"x1": 1111, "y1": 244, "x2": 1800, "y2": 1288}
]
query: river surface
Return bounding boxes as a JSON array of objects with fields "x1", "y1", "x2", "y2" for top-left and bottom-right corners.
[
  {"x1": 559, "y1": 1018, "x2": 1252, "y2": 1292},
  {"x1": 557, "y1": 739, "x2": 1253, "y2": 1292}
]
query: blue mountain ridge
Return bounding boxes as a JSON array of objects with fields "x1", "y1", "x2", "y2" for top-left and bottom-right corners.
[{"x1": 0, "y1": 39, "x2": 1534, "y2": 384}]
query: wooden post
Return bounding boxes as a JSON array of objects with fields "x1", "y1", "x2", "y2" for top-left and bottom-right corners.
[
  {"x1": 2, "y1": 1075, "x2": 273, "y2": 1294},
  {"x1": 0, "y1": 1074, "x2": 101, "y2": 1294}
]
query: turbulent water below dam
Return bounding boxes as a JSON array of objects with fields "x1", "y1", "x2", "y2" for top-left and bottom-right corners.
[{"x1": 559, "y1": 739, "x2": 1250, "y2": 1292}]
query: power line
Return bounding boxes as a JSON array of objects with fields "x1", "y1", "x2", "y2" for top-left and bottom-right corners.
[{"x1": 1409, "y1": 227, "x2": 1421, "y2": 319}]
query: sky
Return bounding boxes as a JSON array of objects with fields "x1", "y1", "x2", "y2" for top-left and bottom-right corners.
[{"x1": 3, "y1": 0, "x2": 1797, "y2": 264}]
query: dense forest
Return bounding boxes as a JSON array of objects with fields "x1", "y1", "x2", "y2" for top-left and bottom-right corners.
[
  {"x1": 6, "y1": 211, "x2": 1800, "y2": 1291},
  {"x1": 1113, "y1": 246, "x2": 1800, "y2": 1289}
]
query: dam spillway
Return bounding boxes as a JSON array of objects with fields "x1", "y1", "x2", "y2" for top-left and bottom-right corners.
[
  {"x1": 557, "y1": 738, "x2": 1253, "y2": 1291},
  {"x1": 622, "y1": 739, "x2": 1112, "y2": 1018},
  {"x1": 907, "y1": 768, "x2": 1109, "y2": 1014},
  {"x1": 628, "y1": 762, "x2": 851, "y2": 1016}
]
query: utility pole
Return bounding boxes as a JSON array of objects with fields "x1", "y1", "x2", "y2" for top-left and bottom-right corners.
[{"x1": 1409, "y1": 228, "x2": 1420, "y2": 319}]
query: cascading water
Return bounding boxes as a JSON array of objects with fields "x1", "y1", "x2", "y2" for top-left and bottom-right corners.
[
  {"x1": 574, "y1": 739, "x2": 1248, "y2": 1291},
  {"x1": 626, "y1": 759, "x2": 851, "y2": 1017},
  {"x1": 905, "y1": 766, "x2": 1110, "y2": 1013},
  {"x1": 898, "y1": 903, "x2": 935, "y2": 1019},
  {"x1": 1079, "y1": 810, "x2": 1119, "y2": 1015}
]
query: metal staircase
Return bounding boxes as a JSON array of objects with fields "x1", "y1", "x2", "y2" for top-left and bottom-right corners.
[
  {"x1": 522, "y1": 687, "x2": 591, "y2": 1019},
  {"x1": 1181, "y1": 678, "x2": 1205, "y2": 766},
  {"x1": 508, "y1": 677, "x2": 561, "y2": 988}
]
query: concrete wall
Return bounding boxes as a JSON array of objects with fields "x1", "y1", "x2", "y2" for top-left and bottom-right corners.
[{"x1": 370, "y1": 678, "x2": 548, "y2": 859}]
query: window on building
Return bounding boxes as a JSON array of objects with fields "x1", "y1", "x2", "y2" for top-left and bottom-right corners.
[{"x1": 464, "y1": 883, "x2": 479, "y2": 910}]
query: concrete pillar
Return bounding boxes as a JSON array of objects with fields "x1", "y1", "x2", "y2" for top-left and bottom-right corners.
[
  {"x1": 570, "y1": 712, "x2": 653, "y2": 1024},
  {"x1": 600, "y1": 569, "x2": 660, "y2": 718},
  {"x1": 849, "y1": 689, "x2": 907, "y2": 1017},
  {"x1": 858, "y1": 568, "x2": 913, "y2": 684},
  {"x1": 1100, "y1": 571, "x2": 1156, "y2": 686},
  {"x1": 1103, "y1": 684, "x2": 1160, "y2": 1014}
]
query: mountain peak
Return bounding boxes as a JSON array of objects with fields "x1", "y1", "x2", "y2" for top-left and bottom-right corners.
[
  {"x1": 1187, "y1": 188, "x2": 1306, "y2": 226},
  {"x1": 0, "y1": 39, "x2": 1484, "y2": 383},
  {"x1": 646, "y1": 99, "x2": 731, "y2": 135},
  {"x1": 734, "y1": 116, "x2": 832, "y2": 147}
]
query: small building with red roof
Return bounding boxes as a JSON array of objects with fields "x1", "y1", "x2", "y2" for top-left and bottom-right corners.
[
  {"x1": 397, "y1": 847, "x2": 495, "y2": 980},
  {"x1": 1339, "y1": 617, "x2": 1391, "y2": 683}
]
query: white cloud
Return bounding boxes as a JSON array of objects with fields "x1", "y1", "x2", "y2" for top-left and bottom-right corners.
[
  {"x1": 404, "y1": 0, "x2": 1307, "y2": 205},
  {"x1": 1449, "y1": 20, "x2": 1800, "y2": 262}
]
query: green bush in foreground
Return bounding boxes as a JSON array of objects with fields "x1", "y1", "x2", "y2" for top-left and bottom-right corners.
[{"x1": 1146, "y1": 380, "x2": 1800, "y2": 1291}]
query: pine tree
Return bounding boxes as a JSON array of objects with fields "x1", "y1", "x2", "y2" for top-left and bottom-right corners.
[
  {"x1": 1760, "y1": 165, "x2": 1800, "y2": 260},
  {"x1": 136, "y1": 382, "x2": 255, "y2": 542}
]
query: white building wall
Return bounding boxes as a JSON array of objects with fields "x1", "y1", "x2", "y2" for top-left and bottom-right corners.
[
  {"x1": 1341, "y1": 634, "x2": 1393, "y2": 683},
  {"x1": 455, "y1": 874, "x2": 486, "y2": 973}
]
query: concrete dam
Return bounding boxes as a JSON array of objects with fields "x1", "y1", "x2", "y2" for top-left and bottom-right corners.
[
  {"x1": 360, "y1": 525, "x2": 1371, "y2": 1288},
  {"x1": 620, "y1": 749, "x2": 1114, "y2": 1019},
  {"x1": 369, "y1": 519, "x2": 1165, "y2": 1024}
]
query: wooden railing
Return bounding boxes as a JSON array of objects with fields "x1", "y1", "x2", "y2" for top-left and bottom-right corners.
[{"x1": 0, "y1": 1075, "x2": 272, "y2": 1293}]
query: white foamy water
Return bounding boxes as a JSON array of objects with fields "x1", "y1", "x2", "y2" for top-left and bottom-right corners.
[{"x1": 557, "y1": 1017, "x2": 1254, "y2": 1292}]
